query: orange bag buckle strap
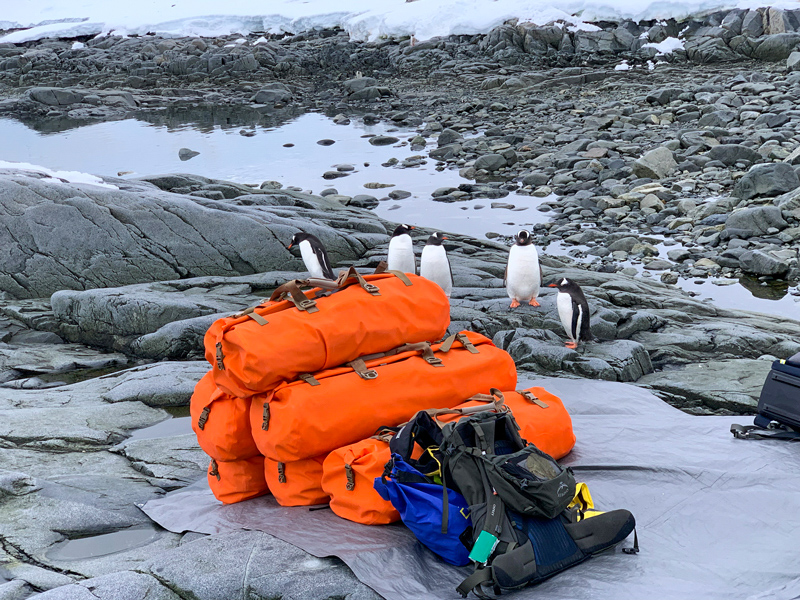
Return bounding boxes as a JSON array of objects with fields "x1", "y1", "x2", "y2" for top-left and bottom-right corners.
[
  {"x1": 277, "y1": 462, "x2": 287, "y2": 484},
  {"x1": 209, "y1": 459, "x2": 220, "y2": 481},
  {"x1": 430, "y1": 389, "x2": 508, "y2": 422},
  {"x1": 373, "y1": 261, "x2": 388, "y2": 274},
  {"x1": 197, "y1": 406, "x2": 210, "y2": 430},
  {"x1": 299, "y1": 373, "x2": 321, "y2": 386},
  {"x1": 386, "y1": 270, "x2": 413, "y2": 286},
  {"x1": 439, "y1": 333, "x2": 479, "y2": 354},
  {"x1": 262, "y1": 402, "x2": 271, "y2": 431},
  {"x1": 421, "y1": 344, "x2": 444, "y2": 367},
  {"x1": 215, "y1": 342, "x2": 225, "y2": 370},
  {"x1": 519, "y1": 390, "x2": 549, "y2": 408},
  {"x1": 269, "y1": 280, "x2": 319, "y2": 313},
  {"x1": 234, "y1": 306, "x2": 269, "y2": 326},
  {"x1": 338, "y1": 267, "x2": 381, "y2": 296},
  {"x1": 345, "y1": 464, "x2": 356, "y2": 491},
  {"x1": 348, "y1": 358, "x2": 379, "y2": 380}
]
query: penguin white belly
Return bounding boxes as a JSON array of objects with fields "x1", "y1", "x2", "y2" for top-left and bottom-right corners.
[
  {"x1": 420, "y1": 246, "x2": 452, "y2": 297},
  {"x1": 557, "y1": 291, "x2": 580, "y2": 343},
  {"x1": 299, "y1": 240, "x2": 324, "y2": 279},
  {"x1": 506, "y1": 245, "x2": 540, "y2": 301},
  {"x1": 388, "y1": 235, "x2": 416, "y2": 274}
]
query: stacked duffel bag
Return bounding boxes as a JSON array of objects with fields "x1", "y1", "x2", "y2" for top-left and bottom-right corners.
[
  {"x1": 191, "y1": 265, "x2": 533, "y2": 506},
  {"x1": 189, "y1": 262, "x2": 579, "y2": 524}
]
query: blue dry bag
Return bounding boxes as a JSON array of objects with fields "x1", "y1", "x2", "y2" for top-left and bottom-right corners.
[{"x1": 374, "y1": 453, "x2": 472, "y2": 566}]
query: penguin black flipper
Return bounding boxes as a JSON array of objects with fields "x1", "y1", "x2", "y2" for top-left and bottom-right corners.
[
  {"x1": 572, "y1": 296, "x2": 593, "y2": 343},
  {"x1": 312, "y1": 241, "x2": 335, "y2": 279}
]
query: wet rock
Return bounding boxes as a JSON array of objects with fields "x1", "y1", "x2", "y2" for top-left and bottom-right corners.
[
  {"x1": 368, "y1": 135, "x2": 399, "y2": 146},
  {"x1": 177, "y1": 148, "x2": 199, "y2": 161},
  {"x1": 34, "y1": 571, "x2": 182, "y2": 599},
  {"x1": 738, "y1": 250, "x2": 790, "y2": 276},
  {"x1": 733, "y1": 163, "x2": 800, "y2": 200},
  {"x1": 250, "y1": 83, "x2": 291, "y2": 104},
  {"x1": 28, "y1": 87, "x2": 84, "y2": 106}
]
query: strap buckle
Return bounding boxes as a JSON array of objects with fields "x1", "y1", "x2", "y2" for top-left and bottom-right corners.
[
  {"x1": 345, "y1": 464, "x2": 356, "y2": 491},
  {"x1": 197, "y1": 406, "x2": 210, "y2": 430},
  {"x1": 215, "y1": 342, "x2": 225, "y2": 370}
]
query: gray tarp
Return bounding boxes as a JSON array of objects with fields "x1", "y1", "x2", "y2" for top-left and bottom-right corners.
[{"x1": 143, "y1": 378, "x2": 800, "y2": 599}]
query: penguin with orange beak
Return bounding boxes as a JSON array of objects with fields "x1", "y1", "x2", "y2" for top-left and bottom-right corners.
[
  {"x1": 549, "y1": 278, "x2": 592, "y2": 349},
  {"x1": 287, "y1": 232, "x2": 335, "y2": 279}
]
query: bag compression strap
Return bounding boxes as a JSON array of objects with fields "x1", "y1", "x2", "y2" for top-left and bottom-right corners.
[{"x1": 731, "y1": 423, "x2": 800, "y2": 441}]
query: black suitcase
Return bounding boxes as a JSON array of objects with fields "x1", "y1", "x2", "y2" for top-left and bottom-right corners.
[
  {"x1": 731, "y1": 354, "x2": 800, "y2": 441},
  {"x1": 757, "y1": 359, "x2": 800, "y2": 430}
]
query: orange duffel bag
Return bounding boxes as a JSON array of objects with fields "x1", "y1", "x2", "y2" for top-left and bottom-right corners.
[
  {"x1": 264, "y1": 455, "x2": 329, "y2": 507},
  {"x1": 505, "y1": 387, "x2": 576, "y2": 460},
  {"x1": 251, "y1": 331, "x2": 517, "y2": 463},
  {"x1": 442, "y1": 387, "x2": 576, "y2": 460},
  {"x1": 321, "y1": 431, "x2": 400, "y2": 525},
  {"x1": 205, "y1": 268, "x2": 450, "y2": 398},
  {"x1": 321, "y1": 396, "x2": 507, "y2": 526},
  {"x1": 208, "y1": 455, "x2": 269, "y2": 504},
  {"x1": 321, "y1": 388, "x2": 576, "y2": 525},
  {"x1": 191, "y1": 371, "x2": 260, "y2": 461}
]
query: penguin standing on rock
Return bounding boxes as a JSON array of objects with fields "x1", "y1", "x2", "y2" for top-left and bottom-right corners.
[
  {"x1": 287, "y1": 232, "x2": 335, "y2": 280},
  {"x1": 387, "y1": 224, "x2": 416, "y2": 274},
  {"x1": 549, "y1": 277, "x2": 592, "y2": 349},
  {"x1": 505, "y1": 230, "x2": 541, "y2": 308},
  {"x1": 420, "y1": 232, "x2": 453, "y2": 297}
]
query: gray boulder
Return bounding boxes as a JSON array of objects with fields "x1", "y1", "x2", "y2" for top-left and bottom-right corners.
[
  {"x1": 733, "y1": 163, "x2": 800, "y2": 200},
  {"x1": 437, "y1": 128, "x2": 464, "y2": 147},
  {"x1": 632, "y1": 147, "x2": 677, "y2": 179},
  {"x1": 343, "y1": 76, "x2": 378, "y2": 94},
  {"x1": 28, "y1": 87, "x2": 84, "y2": 106},
  {"x1": 0, "y1": 170, "x2": 386, "y2": 299},
  {"x1": 788, "y1": 51, "x2": 800, "y2": 71},
  {"x1": 474, "y1": 154, "x2": 507, "y2": 172},
  {"x1": 724, "y1": 206, "x2": 788, "y2": 237},
  {"x1": 706, "y1": 144, "x2": 761, "y2": 166},
  {"x1": 738, "y1": 250, "x2": 790, "y2": 276},
  {"x1": 250, "y1": 83, "x2": 291, "y2": 104},
  {"x1": 753, "y1": 33, "x2": 800, "y2": 61}
]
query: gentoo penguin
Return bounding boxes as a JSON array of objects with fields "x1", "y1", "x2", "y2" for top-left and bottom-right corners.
[
  {"x1": 387, "y1": 224, "x2": 416, "y2": 274},
  {"x1": 419, "y1": 232, "x2": 453, "y2": 297},
  {"x1": 549, "y1": 277, "x2": 592, "y2": 349},
  {"x1": 505, "y1": 230, "x2": 541, "y2": 308},
  {"x1": 287, "y1": 232, "x2": 335, "y2": 280}
]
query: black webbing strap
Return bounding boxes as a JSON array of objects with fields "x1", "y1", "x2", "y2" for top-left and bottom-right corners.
[
  {"x1": 623, "y1": 528, "x2": 640, "y2": 555},
  {"x1": 731, "y1": 423, "x2": 800, "y2": 441},
  {"x1": 456, "y1": 567, "x2": 494, "y2": 599}
]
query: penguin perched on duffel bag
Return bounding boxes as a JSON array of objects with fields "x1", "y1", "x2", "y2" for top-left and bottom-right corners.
[
  {"x1": 387, "y1": 224, "x2": 416, "y2": 274},
  {"x1": 549, "y1": 277, "x2": 593, "y2": 349},
  {"x1": 505, "y1": 229, "x2": 541, "y2": 308},
  {"x1": 287, "y1": 232, "x2": 335, "y2": 280},
  {"x1": 420, "y1": 232, "x2": 453, "y2": 297}
]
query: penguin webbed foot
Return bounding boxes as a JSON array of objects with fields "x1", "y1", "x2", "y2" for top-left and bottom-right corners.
[
  {"x1": 528, "y1": 298, "x2": 540, "y2": 307},
  {"x1": 564, "y1": 341, "x2": 578, "y2": 349},
  {"x1": 509, "y1": 299, "x2": 521, "y2": 308}
]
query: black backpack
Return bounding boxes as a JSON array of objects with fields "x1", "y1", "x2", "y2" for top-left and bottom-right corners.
[
  {"x1": 439, "y1": 411, "x2": 638, "y2": 598},
  {"x1": 732, "y1": 355, "x2": 800, "y2": 441}
]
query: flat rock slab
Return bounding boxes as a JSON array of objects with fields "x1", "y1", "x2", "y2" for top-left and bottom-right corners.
[
  {"x1": 637, "y1": 358, "x2": 772, "y2": 414},
  {"x1": 112, "y1": 433, "x2": 208, "y2": 488},
  {"x1": 0, "y1": 342, "x2": 130, "y2": 379},
  {"x1": 0, "y1": 170, "x2": 387, "y2": 300}
]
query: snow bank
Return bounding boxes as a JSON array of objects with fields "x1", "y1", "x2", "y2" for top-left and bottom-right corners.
[
  {"x1": 2, "y1": 0, "x2": 800, "y2": 44},
  {"x1": 0, "y1": 160, "x2": 118, "y2": 189}
]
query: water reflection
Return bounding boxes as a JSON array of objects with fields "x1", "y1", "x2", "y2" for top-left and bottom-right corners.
[{"x1": 738, "y1": 275, "x2": 789, "y2": 300}]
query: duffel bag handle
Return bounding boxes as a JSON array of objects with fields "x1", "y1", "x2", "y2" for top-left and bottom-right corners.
[
  {"x1": 269, "y1": 280, "x2": 320, "y2": 312},
  {"x1": 439, "y1": 332, "x2": 479, "y2": 354},
  {"x1": 428, "y1": 388, "x2": 508, "y2": 423},
  {"x1": 337, "y1": 266, "x2": 381, "y2": 296}
]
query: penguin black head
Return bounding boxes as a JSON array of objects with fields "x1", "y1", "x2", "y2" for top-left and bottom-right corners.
[
  {"x1": 392, "y1": 224, "x2": 416, "y2": 237},
  {"x1": 549, "y1": 277, "x2": 582, "y2": 294},
  {"x1": 514, "y1": 230, "x2": 533, "y2": 246},
  {"x1": 287, "y1": 232, "x2": 315, "y2": 250},
  {"x1": 426, "y1": 232, "x2": 448, "y2": 246}
]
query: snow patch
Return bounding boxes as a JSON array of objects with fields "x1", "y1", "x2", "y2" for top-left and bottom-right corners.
[
  {"x1": 614, "y1": 60, "x2": 631, "y2": 71},
  {"x1": 0, "y1": 160, "x2": 118, "y2": 189},
  {"x1": 642, "y1": 36, "x2": 685, "y2": 54}
]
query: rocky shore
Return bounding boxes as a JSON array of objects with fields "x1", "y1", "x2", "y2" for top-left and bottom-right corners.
[{"x1": 2, "y1": 7, "x2": 800, "y2": 599}]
